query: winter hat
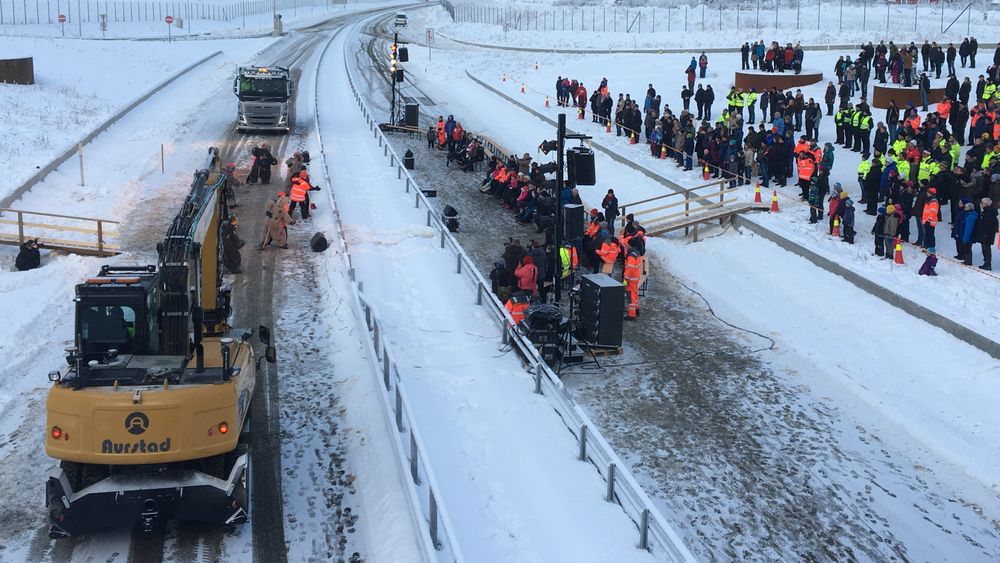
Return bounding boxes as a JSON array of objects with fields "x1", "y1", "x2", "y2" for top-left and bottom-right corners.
[
  {"x1": 833, "y1": 182, "x2": 843, "y2": 191},
  {"x1": 878, "y1": 206, "x2": 886, "y2": 215},
  {"x1": 846, "y1": 199, "x2": 854, "y2": 207},
  {"x1": 590, "y1": 208, "x2": 599, "y2": 217},
  {"x1": 886, "y1": 204, "x2": 896, "y2": 214},
  {"x1": 522, "y1": 255, "x2": 534, "y2": 265},
  {"x1": 928, "y1": 247, "x2": 936, "y2": 254},
  {"x1": 983, "y1": 198, "x2": 994, "y2": 207},
  {"x1": 965, "y1": 202, "x2": 975, "y2": 211},
  {"x1": 961, "y1": 196, "x2": 971, "y2": 205},
  {"x1": 839, "y1": 191, "x2": 848, "y2": 199},
  {"x1": 928, "y1": 187, "x2": 937, "y2": 194}
]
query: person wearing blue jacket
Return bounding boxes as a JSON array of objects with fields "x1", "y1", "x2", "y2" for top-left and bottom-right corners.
[
  {"x1": 955, "y1": 201, "x2": 978, "y2": 264},
  {"x1": 772, "y1": 113, "x2": 785, "y2": 136}
]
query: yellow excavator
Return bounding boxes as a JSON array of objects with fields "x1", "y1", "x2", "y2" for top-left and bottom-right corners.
[{"x1": 44, "y1": 148, "x2": 275, "y2": 538}]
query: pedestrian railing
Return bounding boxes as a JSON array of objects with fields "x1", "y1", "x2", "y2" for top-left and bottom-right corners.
[
  {"x1": 619, "y1": 179, "x2": 749, "y2": 238},
  {"x1": 344, "y1": 32, "x2": 697, "y2": 563},
  {"x1": 0, "y1": 207, "x2": 119, "y2": 256}
]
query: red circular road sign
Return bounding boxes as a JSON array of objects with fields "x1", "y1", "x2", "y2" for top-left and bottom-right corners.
[
  {"x1": 57, "y1": 14, "x2": 66, "y2": 23},
  {"x1": 164, "y1": 15, "x2": 174, "y2": 24}
]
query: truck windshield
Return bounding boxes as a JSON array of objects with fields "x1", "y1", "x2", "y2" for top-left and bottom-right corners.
[
  {"x1": 238, "y1": 77, "x2": 288, "y2": 100},
  {"x1": 80, "y1": 304, "x2": 137, "y2": 355}
]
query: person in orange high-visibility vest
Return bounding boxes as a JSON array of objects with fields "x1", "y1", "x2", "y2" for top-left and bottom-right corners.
[
  {"x1": 596, "y1": 238, "x2": 621, "y2": 274},
  {"x1": 288, "y1": 176, "x2": 311, "y2": 219},
  {"x1": 436, "y1": 116, "x2": 446, "y2": 148},
  {"x1": 623, "y1": 248, "x2": 642, "y2": 319},
  {"x1": 797, "y1": 152, "x2": 817, "y2": 200},
  {"x1": 504, "y1": 291, "x2": 530, "y2": 325},
  {"x1": 922, "y1": 187, "x2": 941, "y2": 249}
]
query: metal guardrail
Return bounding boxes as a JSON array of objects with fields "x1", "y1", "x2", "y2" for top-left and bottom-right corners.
[
  {"x1": 344, "y1": 24, "x2": 697, "y2": 563},
  {"x1": 0, "y1": 207, "x2": 119, "y2": 256},
  {"x1": 313, "y1": 19, "x2": 464, "y2": 563}
]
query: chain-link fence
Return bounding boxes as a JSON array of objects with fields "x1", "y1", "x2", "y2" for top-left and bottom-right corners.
[
  {"x1": 0, "y1": 0, "x2": 330, "y2": 24},
  {"x1": 450, "y1": 1, "x2": 992, "y2": 39}
]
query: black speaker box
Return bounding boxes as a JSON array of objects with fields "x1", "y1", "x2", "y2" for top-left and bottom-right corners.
[
  {"x1": 563, "y1": 203, "x2": 584, "y2": 239},
  {"x1": 578, "y1": 273, "x2": 624, "y2": 347},
  {"x1": 404, "y1": 103, "x2": 419, "y2": 127},
  {"x1": 567, "y1": 146, "x2": 596, "y2": 186}
]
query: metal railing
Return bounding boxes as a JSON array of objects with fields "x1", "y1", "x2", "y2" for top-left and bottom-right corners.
[
  {"x1": 344, "y1": 25, "x2": 696, "y2": 563},
  {"x1": 313, "y1": 20, "x2": 464, "y2": 563},
  {"x1": 0, "y1": 207, "x2": 119, "y2": 256}
]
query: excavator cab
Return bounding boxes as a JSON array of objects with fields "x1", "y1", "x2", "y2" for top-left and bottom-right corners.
[{"x1": 74, "y1": 266, "x2": 159, "y2": 363}]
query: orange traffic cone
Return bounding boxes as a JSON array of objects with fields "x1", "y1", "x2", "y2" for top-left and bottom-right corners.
[
  {"x1": 753, "y1": 183, "x2": 762, "y2": 203},
  {"x1": 660, "y1": 145, "x2": 667, "y2": 159},
  {"x1": 545, "y1": 96, "x2": 550, "y2": 108},
  {"x1": 629, "y1": 132, "x2": 637, "y2": 145},
  {"x1": 520, "y1": 83, "x2": 525, "y2": 94},
  {"x1": 832, "y1": 217, "x2": 841, "y2": 237},
  {"x1": 703, "y1": 163, "x2": 710, "y2": 180},
  {"x1": 893, "y1": 236, "x2": 904, "y2": 264},
  {"x1": 770, "y1": 191, "x2": 779, "y2": 212},
  {"x1": 578, "y1": 108, "x2": 584, "y2": 120}
]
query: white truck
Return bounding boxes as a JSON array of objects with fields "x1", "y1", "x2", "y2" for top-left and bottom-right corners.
[{"x1": 234, "y1": 66, "x2": 293, "y2": 133}]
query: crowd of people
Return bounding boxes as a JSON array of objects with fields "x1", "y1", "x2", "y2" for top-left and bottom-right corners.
[
  {"x1": 547, "y1": 36, "x2": 1000, "y2": 272},
  {"x1": 741, "y1": 41, "x2": 806, "y2": 74}
]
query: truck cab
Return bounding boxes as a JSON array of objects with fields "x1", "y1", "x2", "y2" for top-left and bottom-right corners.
[
  {"x1": 234, "y1": 66, "x2": 293, "y2": 133},
  {"x1": 394, "y1": 13, "x2": 407, "y2": 27}
]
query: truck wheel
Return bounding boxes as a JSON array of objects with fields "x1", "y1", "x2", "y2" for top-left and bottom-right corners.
[{"x1": 60, "y1": 461, "x2": 83, "y2": 491}]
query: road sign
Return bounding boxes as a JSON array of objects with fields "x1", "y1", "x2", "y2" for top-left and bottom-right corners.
[
  {"x1": 57, "y1": 14, "x2": 66, "y2": 23},
  {"x1": 426, "y1": 28, "x2": 434, "y2": 44},
  {"x1": 164, "y1": 15, "x2": 174, "y2": 24}
]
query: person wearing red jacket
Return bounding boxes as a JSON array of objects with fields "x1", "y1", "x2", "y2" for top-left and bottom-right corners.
[{"x1": 514, "y1": 256, "x2": 538, "y2": 296}]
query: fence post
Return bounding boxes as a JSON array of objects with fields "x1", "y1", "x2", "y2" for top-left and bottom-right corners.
[
  {"x1": 606, "y1": 463, "x2": 616, "y2": 502},
  {"x1": 97, "y1": 220, "x2": 104, "y2": 255},
  {"x1": 578, "y1": 424, "x2": 588, "y2": 461},
  {"x1": 383, "y1": 354, "x2": 391, "y2": 390},
  {"x1": 440, "y1": 229, "x2": 445, "y2": 249},
  {"x1": 639, "y1": 508, "x2": 650, "y2": 550},
  {"x1": 16, "y1": 211, "x2": 24, "y2": 243},
  {"x1": 426, "y1": 209, "x2": 431, "y2": 227},
  {"x1": 409, "y1": 432, "x2": 420, "y2": 484},
  {"x1": 455, "y1": 253, "x2": 462, "y2": 274},
  {"x1": 394, "y1": 386, "x2": 403, "y2": 432},
  {"x1": 405, "y1": 177, "x2": 410, "y2": 193},
  {"x1": 373, "y1": 320, "x2": 380, "y2": 358},
  {"x1": 397, "y1": 165, "x2": 401, "y2": 180},
  {"x1": 476, "y1": 283, "x2": 483, "y2": 305},
  {"x1": 534, "y1": 363, "x2": 542, "y2": 394},
  {"x1": 77, "y1": 143, "x2": 85, "y2": 186},
  {"x1": 415, "y1": 191, "x2": 420, "y2": 208},
  {"x1": 429, "y1": 490, "x2": 440, "y2": 549}
]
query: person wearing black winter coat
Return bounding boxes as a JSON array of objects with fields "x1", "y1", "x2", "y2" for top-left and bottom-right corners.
[
  {"x1": 15, "y1": 239, "x2": 41, "y2": 271},
  {"x1": 704, "y1": 86, "x2": 716, "y2": 121},
  {"x1": 975, "y1": 199, "x2": 998, "y2": 269}
]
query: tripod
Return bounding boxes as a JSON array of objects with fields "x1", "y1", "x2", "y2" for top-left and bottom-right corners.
[{"x1": 557, "y1": 275, "x2": 601, "y2": 375}]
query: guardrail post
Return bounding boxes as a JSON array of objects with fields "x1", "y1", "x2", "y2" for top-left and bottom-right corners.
[
  {"x1": 426, "y1": 209, "x2": 432, "y2": 227},
  {"x1": 384, "y1": 144, "x2": 388, "y2": 157},
  {"x1": 606, "y1": 463, "x2": 616, "y2": 502},
  {"x1": 383, "y1": 353, "x2": 391, "y2": 391},
  {"x1": 476, "y1": 283, "x2": 483, "y2": 305},
  {"x1": 429, "y1": 490, "x2": 441, "y2": 549},
  {"x1": 390, "y1": 154, "x2": 395, "y2": 167},
  {"x1": 395, "y1": 386, "x2": 404, "y2": 432},
  {"x1": 639, "y1": 508, "x2": 650, "y2": 550},
  {"x1": 378, "y1": 135, "x2": 382, "y2": 147},
  {"x1": 397, "y1": 165, "x2": 402, "y2": 180},
  {"x1": 456, "y1": 253, "x2": 462, "y2": 274},
  {"x1": 364, "y1": 303, "x2": 371, "y2": 329},
  {"x1": 578, "y1": 424, "x2": 588, "y2": 461},
  {"x1": 16, "y1": 211, "x2": 25, "y2": 243},
  {"x1": 97, "y1": 220, "x2": 104, "y2": 256},
  {"x1": 405, "y1": 177, "x2": 410, "y2": 193},
  {"x1": 373, "y1": 321, "x2": 381, "y2": 358},
  {"x1": 415, "y1": 191, "x2": 420, "y2": 208},
  {"x1": 348, "y1": 267, "x2": 355, "y2": 282},
  {"x1": 534, "y1": 363, "x2": 543, "y2": 394},
  {"x1": 684, "y1": 189, "x2": 691, "y2": 236},
  {"x1": 440, "y1": 229, "x2": 446, "y2": 249},
  {"x1": 409, "y1": 432, "x2": 420, "y2": 484}
]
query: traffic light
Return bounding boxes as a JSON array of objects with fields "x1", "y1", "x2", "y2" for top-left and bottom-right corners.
[{"x1": 398, "y1": 47, "x2": 409, "y2": 62}]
